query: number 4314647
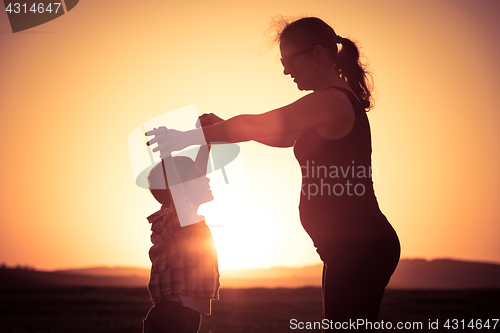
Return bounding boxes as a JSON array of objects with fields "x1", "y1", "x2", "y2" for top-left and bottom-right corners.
[
  {"x1": 444, "y1": 319, "x2": 498, "y2": 330},
  {"x1": 5, "y1": 3, "x2": 62, "y2": 14}
]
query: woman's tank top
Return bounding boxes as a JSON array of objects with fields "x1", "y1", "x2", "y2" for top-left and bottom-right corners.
[{"x1": 293, "y1": 86, "x2": 392, "y2": 249}]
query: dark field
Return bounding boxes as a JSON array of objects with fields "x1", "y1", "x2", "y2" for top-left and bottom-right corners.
[{"x1": 1, "y1": 287, "x2": 499, "y2": 332}]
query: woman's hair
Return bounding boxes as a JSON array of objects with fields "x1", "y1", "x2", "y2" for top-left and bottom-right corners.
[
  {"x1": 147, "y1": 156, "x2": 200, "y2": 206},
  {"x1": 278, "y1": 17, "x2": 374, "y2": 111}
]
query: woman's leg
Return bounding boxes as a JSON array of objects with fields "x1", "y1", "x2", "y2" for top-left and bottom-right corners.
[
  {"x1": 321, "y1": 234, "x2": 400, "y2": 332},
  {"x1": 143, "y1": 301, "x2": 202, "y2": 333}
]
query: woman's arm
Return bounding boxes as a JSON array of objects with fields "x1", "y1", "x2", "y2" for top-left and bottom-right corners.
[
  {"x1": 202, "y1": 90, "x2": 353, "y2": 144},
  {"x1": 146, "y1": 90, "x2": 353, "y2": 156},
  {"x1": 199, "y1": 112, "x2": 299, "y2": 148}
]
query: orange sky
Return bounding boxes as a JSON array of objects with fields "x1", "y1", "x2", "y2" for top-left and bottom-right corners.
[{"x1": 0, "y1": 0, "x2": 499, "y2": 271}]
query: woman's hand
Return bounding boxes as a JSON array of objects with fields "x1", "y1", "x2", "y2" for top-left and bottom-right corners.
[
  {"x1": 145, "y1": 127, "x2": 184, "y2": 158},
  {"x1": 145, "y1": 126, "x2": 173, "y2": 158},
  {"x1": 146, "y1": 126, "x2": 206, "y2": 159}
]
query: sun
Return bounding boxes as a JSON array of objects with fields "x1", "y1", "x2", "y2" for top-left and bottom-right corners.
[{"x1": 199, "y1": 194, "x2": 279, "y2": 271}]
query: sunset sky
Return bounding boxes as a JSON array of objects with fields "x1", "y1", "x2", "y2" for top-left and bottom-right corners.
[{"x1": 0, "y1": 0, "x2": 499, "y2": 272}]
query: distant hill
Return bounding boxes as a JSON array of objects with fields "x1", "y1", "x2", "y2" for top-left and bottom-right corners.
[
  {"x1": 54, "y1": 266, "x2": 150, "y2": 278},
  {"x1": 388, "y1": 259, "x2": 500, "y2": 289},
  {"x1": 1, "y1": 258, "x2": 500, "y2": 289},
  {"x1": 0, "y1": 267, "x2": 148, "y2": 289}
]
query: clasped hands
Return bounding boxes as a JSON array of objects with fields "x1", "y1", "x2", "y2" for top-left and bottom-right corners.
[{"x1": 146, "y1": 113, "x2": 223, "y2": 159}]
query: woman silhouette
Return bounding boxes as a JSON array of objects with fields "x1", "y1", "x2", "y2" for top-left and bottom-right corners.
[{"x1": 147, "y1": 17, "x2": 400, "y2": 331}]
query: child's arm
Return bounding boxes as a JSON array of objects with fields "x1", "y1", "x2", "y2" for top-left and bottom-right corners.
[
  {"x1": 194, "y1": 113, "x2": 223, "y2": 175},
  {"x1": 195, "y1": 144, "x2": 211, "y2": 176}
]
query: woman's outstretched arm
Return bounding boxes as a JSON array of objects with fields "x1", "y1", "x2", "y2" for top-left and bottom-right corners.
[
  {"x1": 199, "y1": 113, "x2": 299, "y2": 148},
  {"x1": 201, "y1": 90, "x2": 353, "y2": 144},
  {"x1": 146, "y1": 90, "x2": 354, "y2": 156},
  {"x1": 199, "y1": 113, "x2": 300, "y2": 148}
]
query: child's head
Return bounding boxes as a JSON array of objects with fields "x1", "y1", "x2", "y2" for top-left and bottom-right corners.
[{"x1": 147, "y1": 156, "x2": 212, "y2": 207}]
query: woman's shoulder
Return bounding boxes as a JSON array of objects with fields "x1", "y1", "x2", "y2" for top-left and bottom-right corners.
[
  {"x1": 308, "y1": 86, "x2": 353, "y2": 110},
  {"x1": 306, "y1": 87, "x2": 357, "y2": 140}
]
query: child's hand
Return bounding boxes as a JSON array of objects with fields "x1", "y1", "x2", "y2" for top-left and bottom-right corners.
[{"x1": 198, "y1": 113, "x2": 224, "y2": 127}]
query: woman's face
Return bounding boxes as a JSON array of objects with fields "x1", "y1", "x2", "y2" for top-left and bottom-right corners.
[{"x1": 280, "y1": 38, "x2": 317, "y2": 91}]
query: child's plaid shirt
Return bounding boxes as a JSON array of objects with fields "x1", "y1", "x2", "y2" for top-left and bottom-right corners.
[{"x1": 147, "y1": 204, "x2": 220, "y2": 304}]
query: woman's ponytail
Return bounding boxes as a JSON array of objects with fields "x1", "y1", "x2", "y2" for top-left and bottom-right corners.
[{"x1": 335, "y1": 36, "x2": 373, "y2": 110}]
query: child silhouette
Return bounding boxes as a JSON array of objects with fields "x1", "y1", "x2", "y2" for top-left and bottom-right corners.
[{"x1": 142, "y1": 144, "x2": 219, "y2": 333}]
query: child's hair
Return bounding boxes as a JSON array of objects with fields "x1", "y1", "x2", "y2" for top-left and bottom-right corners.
[{"x1": 147, "y1": 156, "x2": 200, "y2": 206}]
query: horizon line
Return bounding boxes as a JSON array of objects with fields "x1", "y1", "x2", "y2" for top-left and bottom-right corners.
[{"x1": 4, "y1": 256, "x2": 500, "y2": 273}]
